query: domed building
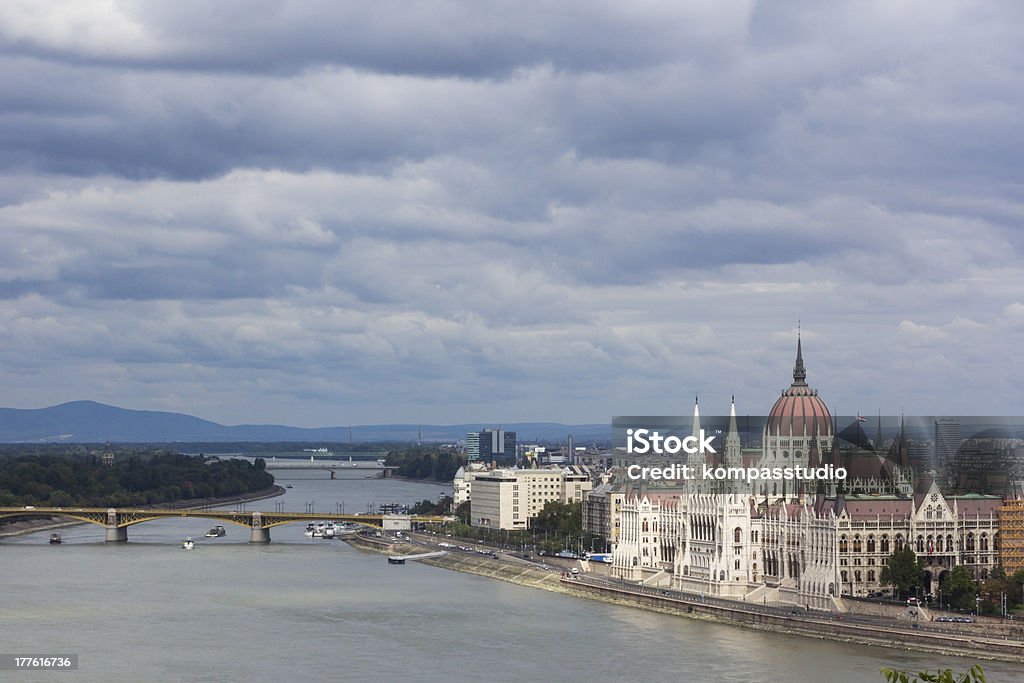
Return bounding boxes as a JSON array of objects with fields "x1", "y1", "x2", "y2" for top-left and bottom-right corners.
[{"x1": 762, "y1": 334, "x2": 834, "y2": 474}]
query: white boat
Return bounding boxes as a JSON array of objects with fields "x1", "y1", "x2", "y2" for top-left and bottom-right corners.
[
  {"x1": 205, "y1": 525, "x2": 226, "y2": 538},
  {"x1": 182, "y1": 536, "x2": 195, "y2": 550}
]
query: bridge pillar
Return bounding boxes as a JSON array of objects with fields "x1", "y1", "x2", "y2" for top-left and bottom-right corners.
[
  {"x1": 249, "y1": 511, "x2": 270, "y2": 543},
  {"x1": 105, "y1": 507, "x2": 127, "y2": 542}
]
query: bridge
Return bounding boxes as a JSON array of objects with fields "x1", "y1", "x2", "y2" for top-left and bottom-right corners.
[
  {"x1": 261, "y1": 461, "x2": 398, "y2": 478},
  {"x1": 0, "y1": 507, "x2": 448, "y2": 543}
]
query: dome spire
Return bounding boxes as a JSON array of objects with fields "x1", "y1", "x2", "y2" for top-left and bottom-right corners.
[{"x1": 792, "y1": 323, "x2": 807, "y2": 386}]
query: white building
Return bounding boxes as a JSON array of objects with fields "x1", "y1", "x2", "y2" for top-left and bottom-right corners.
[
  {"x1": 452, "y1": 463, "x2": 490, "y2": 506},
  {"x1": 470, "y1": 466, "x2": 593, "y2": 530}
]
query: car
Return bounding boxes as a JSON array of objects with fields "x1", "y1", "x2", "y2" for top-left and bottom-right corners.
[{"x1": 570, "y1": 567, "x2": 580, "y2": 575}]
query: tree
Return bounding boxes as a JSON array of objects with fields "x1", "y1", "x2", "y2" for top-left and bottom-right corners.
[
  {"x1": 880, "y1": 546, "x2": 924, "y2": 599},
  {"x1": 941, "y1": 565, "x2": 978, "y2": 612},
  {"x1": 881, "y1": 664, "x2": 985, "y2": 682}
]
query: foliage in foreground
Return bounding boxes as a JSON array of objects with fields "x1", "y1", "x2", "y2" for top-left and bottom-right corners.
[{"x1": 881, "y1": 664, "x2": 985, "y2": 683}]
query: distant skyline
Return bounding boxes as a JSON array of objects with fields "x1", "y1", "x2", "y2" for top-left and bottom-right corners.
[{"x1": 1, "y1": 2, "x2": 1022, "y2": 426}]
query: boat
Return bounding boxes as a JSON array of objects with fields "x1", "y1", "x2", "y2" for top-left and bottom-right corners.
[
  {"x1": 388, "y1": 556, "x2": 405, "y2": 564},
  {"x1": 205, "y1": 525, "x2": 226, "y2": 538},
  {"x1": 304, "y1": 522, "x2": 316, "y2": 537},
  {"x1": 286, "y1": 485, "x2": 293, "y2": 489},
  {"x1": 49, "y1": 533, "x2": 62, "y2": 544},
  {"x1": 182, "y1": 536, "x2": 195, "y2": 550},
  {"x1": 334, "y1": 522, "x2": 360, "y2": 539}
]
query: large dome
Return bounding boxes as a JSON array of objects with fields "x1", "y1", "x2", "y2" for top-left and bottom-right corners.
[{"x1": 766, "y1": 335, "x2": 832, "y2": 438}]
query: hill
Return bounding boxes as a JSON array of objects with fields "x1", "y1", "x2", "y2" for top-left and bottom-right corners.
[{"x1": 0, "y1": 401, "x2": 609, "y2": 444}]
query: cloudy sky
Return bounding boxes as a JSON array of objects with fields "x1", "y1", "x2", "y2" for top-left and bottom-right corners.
[{"x1": 1, "y1": 1, "x2": 1022, "y2": 427}]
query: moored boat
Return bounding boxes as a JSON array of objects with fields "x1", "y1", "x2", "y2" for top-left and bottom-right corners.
[
  {"x1": 49, "y1": 532, "x2": 62, "y2": 544},
  {"x1": 205, "y1": 525, "x2": 226, "y2": 538},
  {"x1": 182, "y1": 536, "x2": 195, "y2": 550}
]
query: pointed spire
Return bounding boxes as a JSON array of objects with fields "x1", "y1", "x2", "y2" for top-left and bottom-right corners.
[
  {"x1": 728, "y1": 395, "x2": 738, "y2": 435},
  {"x1": 875, "y1": 411, "x2": 883, "y2": 452},
  {"x1": 792, "y1": 324, "x2": 807, "y2": 386},
  {"x1": 692, "y1": 396, "x2": 701, "y2": 436}
]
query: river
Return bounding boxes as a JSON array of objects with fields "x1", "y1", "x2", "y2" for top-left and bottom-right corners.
[{"x1": 1, "y1": 471, "x2": 1017, "y2": 682}]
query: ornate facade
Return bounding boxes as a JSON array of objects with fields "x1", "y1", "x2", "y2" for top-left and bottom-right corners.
[{"x1": 609, "y1": 336, "x2": 1002, "y2": 609}]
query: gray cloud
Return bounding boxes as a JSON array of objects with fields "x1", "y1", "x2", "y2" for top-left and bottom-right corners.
[{"x1": 0, "y1": 1, "x2": 1021, "y2": 426}]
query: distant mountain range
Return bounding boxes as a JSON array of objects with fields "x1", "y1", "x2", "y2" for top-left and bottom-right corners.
[{"x1": 0, "y1": 400, "x2": 609, "y2": 444}]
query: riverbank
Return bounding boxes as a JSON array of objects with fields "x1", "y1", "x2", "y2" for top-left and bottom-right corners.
[
  {"x1": 345, "y1": 534, "x2": 1024, "y2": 664},
  {"x1": 0, "y1": 484, "x2": 286, "y2": 538}
]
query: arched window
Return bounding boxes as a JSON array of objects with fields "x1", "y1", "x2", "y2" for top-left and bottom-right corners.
[
  {"x1": 881, "y1": 535, "x2": 890, "y2": 553},
  {"x1": 947, "y1": 534, "x2": 954, "y2": 553},
  {"x1": 855, "y1": 570, "x2": 862, "y2": 583},
  {"x1": 735, "y1": 527, "x2": 742, "y2": 544},
  {"x1": 867, "y1": 536, "x2": 875, "y2": 553},
  {"x1": 839, "y1": 536, "x2": 848, "y2": 553},
  {"x1": 980, "y1": 534, "x2": 989, "y2": 552},
  {"x1": 853, "y1": 535, "x2": 862, "y2": 553},
  {"x1": 916, "y1": 535, "x2": 924, "y2": 553},
  {"x1": 994, "y1": 533, "x2": 1000, "y2": 551},
  {"x1": 895, "y1": 534, "x2": 904, "y2": 551},
  {"x1": 841, "y1": 570, "x2": 848, "y2": 583},
  {"x1": 966, "y1": 533, "x2": 975, "y2": 551},
  {"x1": 642, "y1": 520, "x2": 649, "y2": 533},
  {"x1": 867, "y1": 570, "x2": 876, "y2": 582},
  {"x1": 936, "y1": 536, "x2": 943, "y2": 552}
]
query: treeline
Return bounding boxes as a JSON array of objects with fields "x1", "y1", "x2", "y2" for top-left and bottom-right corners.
[
  {"x1": 385, "y1": 447, "x2": 464, "y2": 481},
  {"x1": 881, "y1": 546, "x2": 1024, "y2": 614},
  {"x1": 0, "y1": 449, "x2": 274, "y2": 507},
  {"x1": 445, "y1": 500, "x2": 602, "y2": 554}
]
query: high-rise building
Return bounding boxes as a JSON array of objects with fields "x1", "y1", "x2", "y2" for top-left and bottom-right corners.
[
  {"x1": 935, "y1": 417, "x2": 961, "y2": 478},
  {"x1": 466, "y1": 428, "x2": 517, "y2": 464}
]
